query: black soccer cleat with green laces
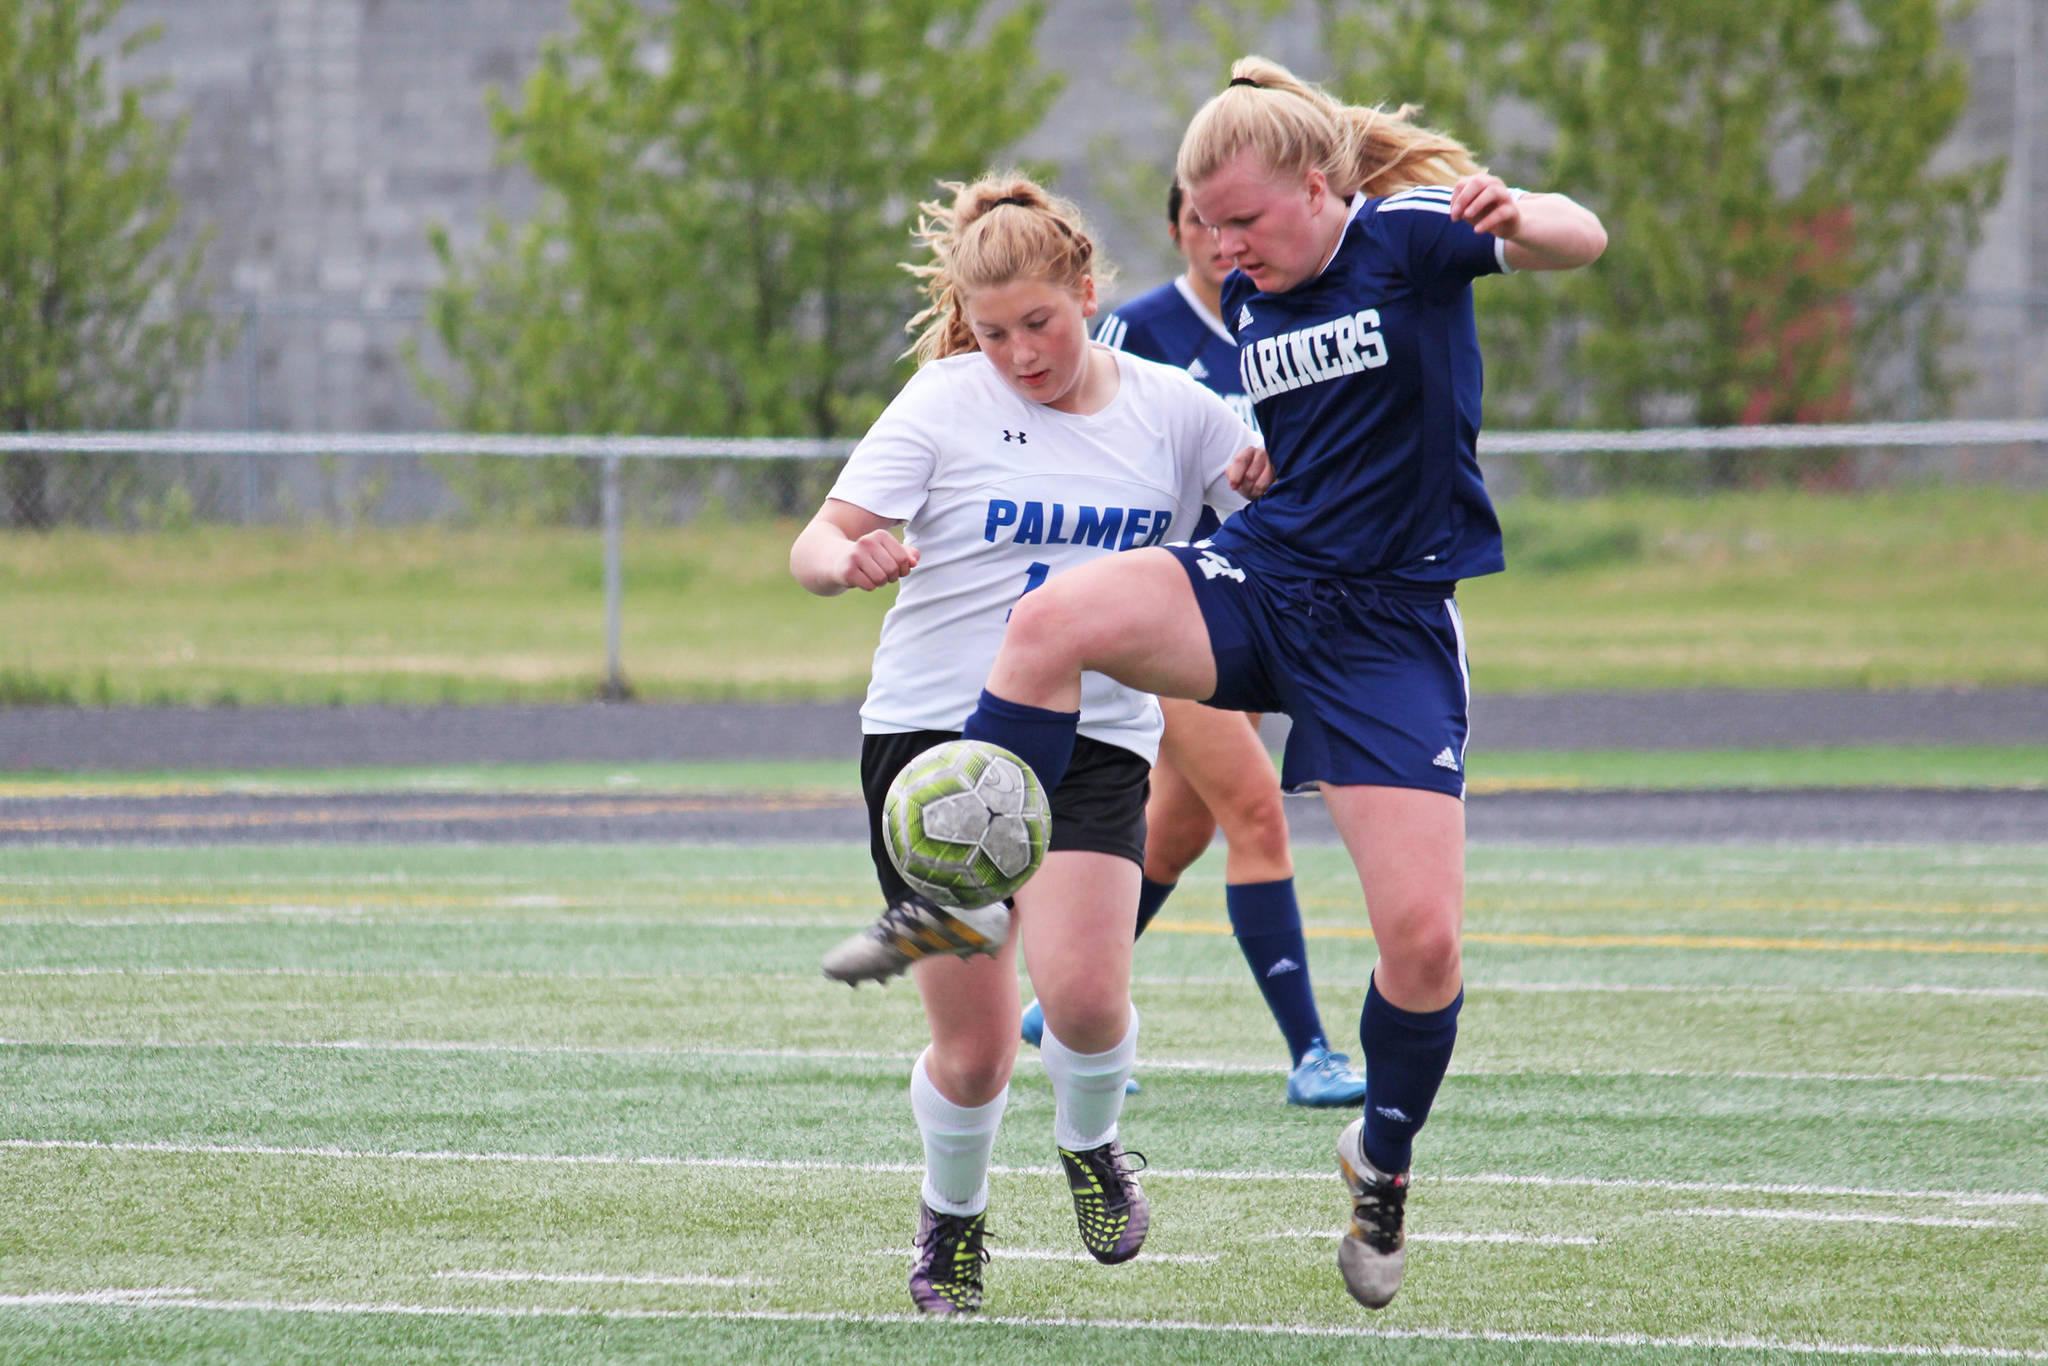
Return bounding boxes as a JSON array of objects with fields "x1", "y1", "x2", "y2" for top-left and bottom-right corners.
[
  {"x1": 1056, "y1": 1139, "x2": 1150, "y2": 1264},
  {"x1": 907, "y1": 1201, "x2": 990, "y2": 1314}
]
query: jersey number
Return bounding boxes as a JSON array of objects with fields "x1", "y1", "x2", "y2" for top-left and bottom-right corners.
[{"x1": 1006, "y1": 561, "x2": 1051, "y2": 620}]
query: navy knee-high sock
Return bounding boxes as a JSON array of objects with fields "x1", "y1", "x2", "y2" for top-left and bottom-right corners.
[
  {"x1": 1358, "y1": 975, "x2": 1463, "y2": 1174},
  {"x1": 961, "y1": 689, "x2": 1079, "y2": 797},
  {"x1": 1133, "y1": 877, "x2": 1175, "y2": 940},
  {"x1": 1226, "y1": 879, "x2": 1327, "y2": 1066}
]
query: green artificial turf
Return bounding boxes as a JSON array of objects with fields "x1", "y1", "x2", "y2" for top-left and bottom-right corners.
[{"x1": 0, "y1": 839, "x2": 2043, "y2": 1363}]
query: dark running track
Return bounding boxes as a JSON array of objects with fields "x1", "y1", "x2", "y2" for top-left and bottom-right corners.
[
  {"x1": 1, "y1": 690, "x2": 2043, "y2": 845},
  {"x1": 7, "y1": 689, "x2": 2048, "y2": 773}
]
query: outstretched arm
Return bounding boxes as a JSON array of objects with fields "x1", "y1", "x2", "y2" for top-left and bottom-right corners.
[
  {"x1": 790, "y1": 498, "x2": 918, "y2": 596},
  {"x1": 1449, "y1": 174, "x2": 1607, "y2": 272}
]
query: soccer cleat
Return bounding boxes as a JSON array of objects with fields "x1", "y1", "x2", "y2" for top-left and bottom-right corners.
[
  {"x1": 907, "y1": 1201, "x2": 990, "y2": 1315},
  {"x1": 819, "y1": 894, "x2": 1011, "y2": 986},
  {"x1": 1057, "y1": 1140, "x2": 1150, "y2": 1264},
  {"x1": 1335, "y1": 1116, "x2": 1410, "y2": 1309},
  {"x1": 1286, "y1": 1044, "x2": 1370, "y2": 1108},
  {"x1": 1021, "y1": 999, "x2": 1139, "y2": 1093}
]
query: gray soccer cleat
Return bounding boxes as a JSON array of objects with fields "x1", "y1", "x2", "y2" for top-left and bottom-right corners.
[
  {"x1": 1335, "y1": 1116, "x2": 1410, "y2": 1309},
  {"x1": 819, "y1": 893, "x2": 1012, "y2": 986}
]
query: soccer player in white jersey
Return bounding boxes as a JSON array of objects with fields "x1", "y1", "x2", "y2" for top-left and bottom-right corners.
[
  {"x1": 946, "y1": 60, "x2": 1606, "y2": 1310},
  {"x1": 791, "y1": 173, "x2": 1261, "y2": 1315},
  {"x1": 1030, "y1": 178, "x2": 1371, "y2": 1110}
]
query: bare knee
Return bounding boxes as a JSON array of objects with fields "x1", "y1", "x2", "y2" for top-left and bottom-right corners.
[
  {"x1": 924, "y1": 1038, "x2": 1016, "y2": 1106},
  {"x1": 1037, "y1": 990, "x2": 1131, "y2": 1055},
  {"x1": 1212, "y1": 784, "x2": 1289, "y2": 863},
  {"x1": 1005, "y1": 584, "x2": 1098, "y2": 668},
  {"x1": 1145, "y1": 805, "x2": 1216, "y2": 881},
  {"x1": 1372, "y1": 907, "x2": 1463, "y2": 1008}
]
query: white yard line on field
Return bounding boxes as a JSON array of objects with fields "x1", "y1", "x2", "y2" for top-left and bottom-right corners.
[
  {"x1": 1680, "y1": 1208, "x2": 2019, "y2": 1229},
  {"x1": 866, "y1": 1247, "x2": 1219, "y2": 1264},
  {"x1": 435, "y1": 1270, "x2": 769, "y2": 1288},
  {"x1": 7, "y1": 965, "x2": 2045, "y2": 998},
  {"x1": 5, "y1": 1037, "x2": 2042, "y2": 1089},
  {"x1": 0, "y1": 1291, "x2": 2044, "y2": 1359},
  {"x1": 5, "y1": 1138, "x2": 2043, "y2": 1207},
  {"x1": 1261, "y1": 1230, "x2": 1600, "y2": 1246}
]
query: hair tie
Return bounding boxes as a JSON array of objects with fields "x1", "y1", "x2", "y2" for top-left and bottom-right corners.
[
  {"x1": 989, "y1": 195, "x2": 1031, "y2": 209},
  {"x1": 1228, "y1": 76, "x2": 1261, "y2": 88}
]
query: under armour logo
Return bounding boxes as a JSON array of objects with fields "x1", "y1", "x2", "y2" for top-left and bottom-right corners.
[{"x1": 1003, "y1": 429, "x2": 1027, "y2": 444}]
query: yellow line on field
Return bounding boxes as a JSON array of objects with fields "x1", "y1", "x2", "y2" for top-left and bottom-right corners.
[
  {"x1": 1151, "y1": 919, "x2": 2048, "y2": 957},
  {"x1": 0, "y1": 890, "x2": 869, "y2": 912},
  {"x1": 1301, "y1": 896, "x2": 2048, "y2": 918},
  {"x1": 0, "y1": 795, "x2": 855, "y2": 834}
]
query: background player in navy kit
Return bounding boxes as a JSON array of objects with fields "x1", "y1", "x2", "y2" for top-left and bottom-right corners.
[
  {"x1": 792, "y1": 173, "x2": 1260, "y2": 1315},
  {"x1": 948, "y1": 59, "x2": 1605, "y2": 1310},
  {"x1": 1023, "y1": 179, "x2": 1369, "y2": 1109}
]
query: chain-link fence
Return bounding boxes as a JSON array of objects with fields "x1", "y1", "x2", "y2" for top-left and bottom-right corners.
[{"x1": 3, "y1": 423, "x2": 2046, "y2": 533}]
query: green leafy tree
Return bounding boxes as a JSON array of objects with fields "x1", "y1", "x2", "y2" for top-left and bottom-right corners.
[
  {"x1": 1321, "y1": 1, "x2": 2000, "y2": 446},
  {"x1": 0, "y1": 0, "x2": 225, "y2": 528},
  {"x1": 421, "y1": 0, "x2": 1060, "y2": 518},
  {"x1": 1096, "y1": 2, "x2": 1998, "y2": 484}
]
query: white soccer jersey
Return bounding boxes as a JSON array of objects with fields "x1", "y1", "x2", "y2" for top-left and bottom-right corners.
[{"x1": 829, "y1": 346, "x2": 1253, "y2": 763}]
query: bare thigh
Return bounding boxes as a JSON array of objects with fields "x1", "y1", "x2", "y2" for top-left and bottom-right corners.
[
  {"x1": 1321, "y1": 783, "x2": 1466, "y2": 1012},
  {"x1": 991, "y1": 548, "x2": 1216, "y2": 710},
  {"x1": 913, "y1": 928, "x2": 1021, "y2": 1107},
  {"x1": 1156, "y1": 699, "x2": 1291, "y2": 884},
  {"x1": 1016, "y1": 849, "x2": 1141, "y2": 1054}
]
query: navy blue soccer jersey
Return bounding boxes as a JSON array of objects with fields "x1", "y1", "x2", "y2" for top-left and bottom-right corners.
[
  {"x1": 1096, "y1": 278, "x2": 1260, "y2": 436},
  {"x1": 1215, "y1": 184, "x2": 1510, "y2": 585}
]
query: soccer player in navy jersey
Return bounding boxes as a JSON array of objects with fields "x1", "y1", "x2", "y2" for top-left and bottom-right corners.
[
  {"x1": 950, "y1": 58, "x2": 1605, "y2": 1309},
  {"x1": 1021, "y1": 179, "x2": 1370, "y2": 1110}
]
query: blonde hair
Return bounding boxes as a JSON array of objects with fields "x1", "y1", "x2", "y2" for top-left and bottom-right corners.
[
  {"x1": 1176, "y1": 55, "x2": 1482, "y2": 201},
  {"x1": 903, "y1": 172, "x2": 1109, "y2": 365}
]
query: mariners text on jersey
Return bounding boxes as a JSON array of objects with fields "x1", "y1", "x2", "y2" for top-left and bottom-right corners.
[
  {"x1": 1239, "y1": 308, "x2": 1388, "y2": 403},
  {"x1": 1213, "y1": 183, "x2": 1512, "y2": 584}
]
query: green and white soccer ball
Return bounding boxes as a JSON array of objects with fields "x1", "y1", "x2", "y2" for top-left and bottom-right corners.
[{"x1": 883, "y1": 739, "x2": 1051, "y2": 909}]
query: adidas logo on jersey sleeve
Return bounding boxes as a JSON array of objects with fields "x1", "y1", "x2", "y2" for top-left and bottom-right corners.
[
  {"x1": 1187, "y1": 358, "x2": 1209, "y2": 380},
  {"x1": 1237, "y1": 303, "x2": 1254, "y2": 330}
]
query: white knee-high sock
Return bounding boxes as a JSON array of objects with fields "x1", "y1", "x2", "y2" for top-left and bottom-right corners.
[
  {"x1": 1039, "y1": 1005, "x2": 1139, "y2": 1151},
  {"x1": 910, "y1": 1050, "x2": 1008, "y2": 1215}
]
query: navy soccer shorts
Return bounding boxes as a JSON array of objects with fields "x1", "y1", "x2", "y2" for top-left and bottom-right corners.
[{"x1": 1163, "y1": 541, "x2": 1471, "y2": 798}]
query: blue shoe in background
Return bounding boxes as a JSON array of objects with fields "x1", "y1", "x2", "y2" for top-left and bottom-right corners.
[
  {"x1": 1021, "y1": 998, "x2": 1139, "y2": 1094},
  {"x1": 1286, "y1": 1044, "x2": 1369, "y2": 1107}
]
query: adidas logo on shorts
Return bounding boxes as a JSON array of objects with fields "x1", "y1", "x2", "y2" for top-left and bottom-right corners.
[{"x1": 1432, "y1": 748, "x2": 1461, "y2": 772}]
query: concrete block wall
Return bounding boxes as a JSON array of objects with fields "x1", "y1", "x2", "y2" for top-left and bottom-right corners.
[{"x1": 100, "y1": 0, "x2": 2048, "y2": 436}]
